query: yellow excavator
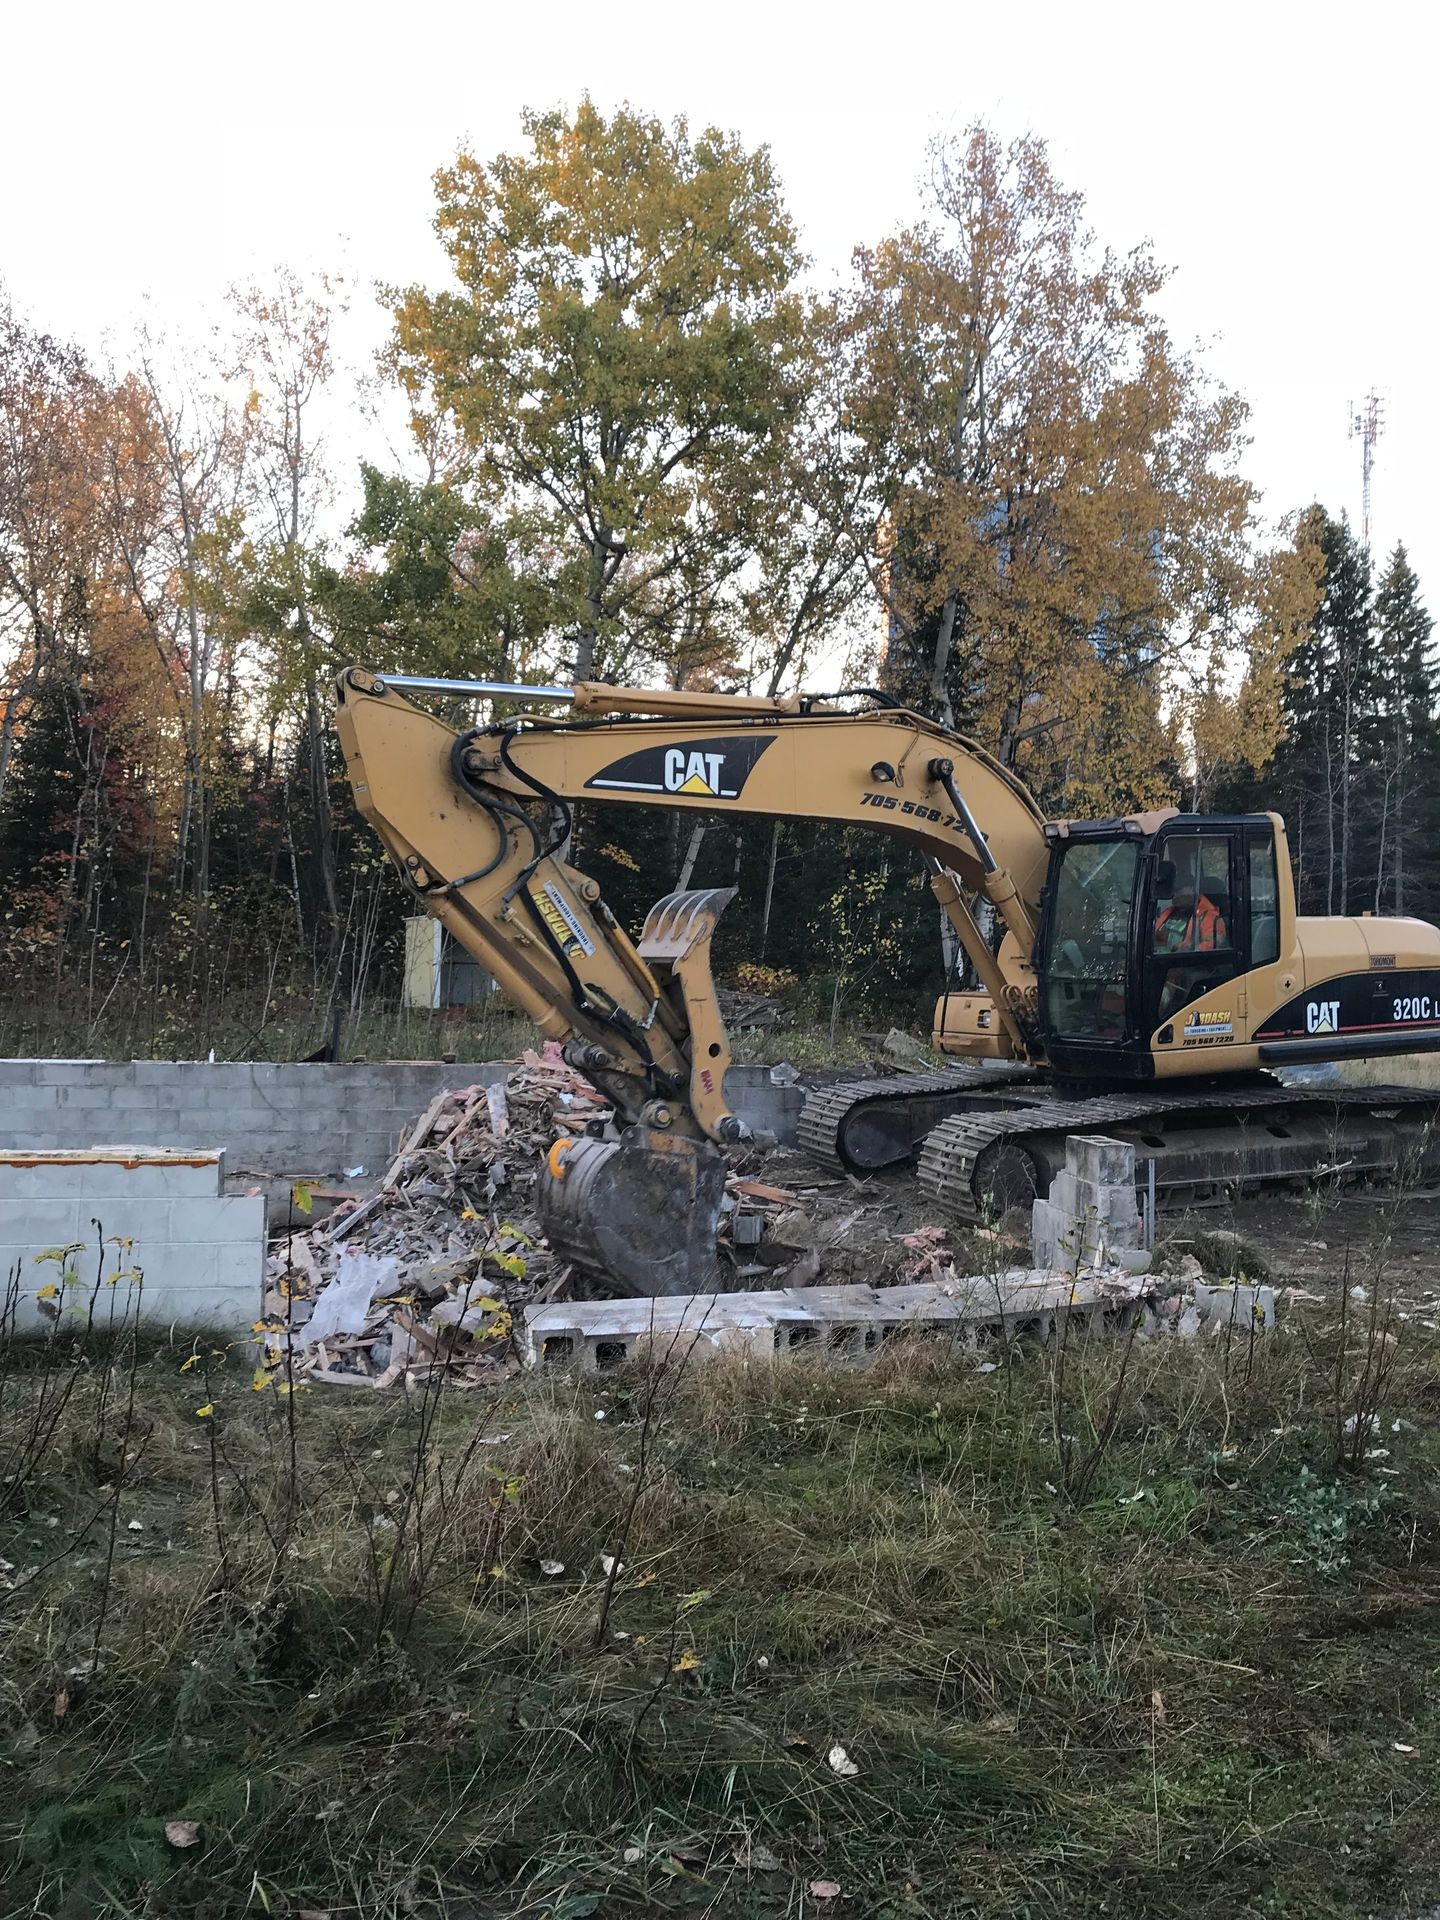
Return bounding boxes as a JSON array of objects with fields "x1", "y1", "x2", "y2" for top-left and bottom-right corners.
[{"x1": 335, "y1": 668, "x2": 1440, "y2": 1294}]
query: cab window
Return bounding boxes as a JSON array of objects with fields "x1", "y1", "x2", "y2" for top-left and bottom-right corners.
[
  {"x1": 1043, "y1": 838, "x2": 1138, "y2": 1040},
  {"x1": 1148, "y1": 833, "x2": 1238, "y2": 1026},
  {"x1": 1249, "y1": 836, "x2": 1280, "y2": 965},
  {"x1": 1150, "y1": 836, "x2": 1233, "y2": 955}
]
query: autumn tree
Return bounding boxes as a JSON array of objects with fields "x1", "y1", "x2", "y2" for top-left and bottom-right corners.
[
  {"x1": 741, "y1": 297, "x2": 884, "y2": 697},
  {"x1": 847, "y1": 125, "x2": 1313, "y2": 813},
  {"x1": 0, "y1": 290, "x2": 105, "y2": 807},
  {"x1": 386, "y1": 100, "x2": 807, "y2": 685},
  {"x1": 218, "y1": 270, "x2": 345, "y2": 924},
  {"x1": 96, "y1": 348, "x2": 250, "y2": 903},
  {"x1": 318, "y1": 464, "x2": 554, "y2": 681},
  {"x1": 1187, "y1": 515, "x2": 1325, "y2": 809}
]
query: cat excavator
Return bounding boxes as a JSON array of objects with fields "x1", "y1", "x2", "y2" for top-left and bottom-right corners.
[{"x1": 334, "y1": 668, "x2": 1440, "y2": 1295}]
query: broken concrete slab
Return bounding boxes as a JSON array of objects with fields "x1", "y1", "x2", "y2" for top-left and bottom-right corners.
[
  {"x1": 1194, "y1": 1280, "x2": 1277, "y2": 1332},
  {"x1": 524, "y1": 1268, "x2": 1152, "y2": 1373}
]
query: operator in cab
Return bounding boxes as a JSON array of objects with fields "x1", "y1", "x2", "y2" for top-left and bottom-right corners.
[{"x1": 1153, "y1": 852, "x2": 1227, "y2": 953}]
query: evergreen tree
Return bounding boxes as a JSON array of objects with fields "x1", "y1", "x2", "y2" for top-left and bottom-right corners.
[
  {"x1": 1368, "y1": 544, "x2": 1438, "y2": 913},
  {"x1": 1270, "y1": 509, "x2": 1377, "y2": 913}
]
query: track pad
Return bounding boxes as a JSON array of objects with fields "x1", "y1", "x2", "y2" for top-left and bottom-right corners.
[{"x1": 537, "y1": 1133, "x2": 728, "y2": 1296}]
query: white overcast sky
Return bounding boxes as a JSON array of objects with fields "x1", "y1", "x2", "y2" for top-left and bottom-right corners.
[{"x1": 4, "y1": 0, "x2": 1436, "y2": 611}]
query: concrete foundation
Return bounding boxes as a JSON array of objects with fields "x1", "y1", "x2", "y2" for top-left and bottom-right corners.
[
  {"x1": 0, "y1": 1058, "x2": 823, "y2": 1180},
  {"x1": 525, "y1": 1269, "x2": 1148, "y2": 1372},
  {"x1": 0, "y1": 1150, "x2": 264, "y2": 1333}
]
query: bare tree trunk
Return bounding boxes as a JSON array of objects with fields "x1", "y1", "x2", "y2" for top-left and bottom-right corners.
[
  {"x1": 676, "y1": 820, "x2": 707, "y2": 892},
  {"x1": 1340, "y1": 675, "x2": 1353, "y2": 915},
  {"x1": 1322, "y1": 726, "x2": 1336, "y2": 915},
  {"x1": 929, "y1": 592, "x2": 959, "y2": 728},
  {"x1": 1373, "y1": 774, "x2": 1391, "y2": 916},
  {"x1": 1394, "y1": 759, "x2": 1407, "y2": 914},
  {"x1": 760, "y1": 821, "x2": 779, "y2": 956},
  {"x1": 576, "y1": 536, "x2": 606, "y2": 682},
  {"x1": 925, "y1": 339, "x2": 978, "y2": 730},
  {"x1": 305, "y1": 677, "x2": 341, "y2": 926}
]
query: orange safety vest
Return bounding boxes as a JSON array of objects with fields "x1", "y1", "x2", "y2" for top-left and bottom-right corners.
[{"x1": 1154, "y1": 893, "x2": 1226, "y2": 953}]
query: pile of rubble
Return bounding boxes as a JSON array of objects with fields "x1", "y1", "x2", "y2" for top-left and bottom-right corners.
[
  {"x1": 258, "y1": 1072, "x2": 1281, "y2": 1392},
  {"x1": 260, "y1": 1045, "x2": 607, "y2": 1390}
]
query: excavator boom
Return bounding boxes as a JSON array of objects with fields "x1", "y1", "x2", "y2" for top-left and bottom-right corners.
[{"x1": 334, "y1": 667, "x2": 1050, "y2": 1290}]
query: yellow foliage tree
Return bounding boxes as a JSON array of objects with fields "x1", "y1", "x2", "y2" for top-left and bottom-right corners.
[
  {"x1": 387, "y1": 99, "x2": 808, "y2": 686},
  {"x1": 848, "y1": 124, "x2": 1317, "y2": 811}
]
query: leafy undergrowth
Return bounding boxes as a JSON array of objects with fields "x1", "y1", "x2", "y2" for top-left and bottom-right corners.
[{"x1": 3, "y1": 1298, "x2": 1439, "y2": 1919}]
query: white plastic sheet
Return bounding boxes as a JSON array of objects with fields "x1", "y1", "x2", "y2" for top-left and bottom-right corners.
[{"x1": 300, "y1": 1251, "x2": 399, "y2": 1346}]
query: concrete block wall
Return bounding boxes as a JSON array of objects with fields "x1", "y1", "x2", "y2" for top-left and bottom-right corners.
[
  {"x1": 1, "y1": 1151, "x2": 264, "y2": 1332},
  {"x1": 0, "y1": 1058, "x2": 827, "y2": 1180},
  {"x1": 1032, "y1": 1134, "x2": 1149, "y2": 1276}
]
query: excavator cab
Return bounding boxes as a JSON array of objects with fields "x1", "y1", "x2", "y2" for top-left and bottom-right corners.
[{"x1": 1038, "y1": 814, "x2": 1286, "y2": 1075}]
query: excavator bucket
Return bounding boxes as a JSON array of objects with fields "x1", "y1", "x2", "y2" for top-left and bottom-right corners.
[
  {"x1": 537, "y1": 1133, "x2": 730, "y2": 1297},
  {"x1": 536, "y1": 885, "x2": 741, "y2": 1296}
]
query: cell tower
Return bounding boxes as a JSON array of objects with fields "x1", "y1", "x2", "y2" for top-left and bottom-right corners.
[{"x1": 1349, "y1": 391, "x2": 1384, "y2": 548}]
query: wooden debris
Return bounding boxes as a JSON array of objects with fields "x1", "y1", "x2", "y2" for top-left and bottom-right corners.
[
  {"x1": 729, "y1": 1177, "x2": 799, "y2": 1204},
  {"x1": 260, "y1": 1046, "x2": 605, "y2": 1392}
]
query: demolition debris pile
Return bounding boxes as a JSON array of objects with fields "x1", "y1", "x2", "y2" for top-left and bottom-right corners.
[
  {"x1": 261, "y1": 1046, "x2": 604, "y2": 1389},
  {"x1": 261, "y1": 1051, "x2": 865, "y2": 1390},
  {"x1": 262, "y1": 1056, "x2": 1280, "y2": 1392}
]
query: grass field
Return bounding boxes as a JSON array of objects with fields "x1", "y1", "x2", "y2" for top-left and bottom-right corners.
[{"x1": 3, "y1": 1242, "x2": 1439, "y2": 1920}]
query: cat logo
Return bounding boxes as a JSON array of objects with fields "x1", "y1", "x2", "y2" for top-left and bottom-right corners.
[
  {"x1": 585, "y1": 734, "x2": 775, "y2": 801},
  {"x1": 1306, "y1": 999, "x2": 1340, "y2": 1034},
  {"x1": 665, "y1": 748, "x2": 726, "y2": 796}
]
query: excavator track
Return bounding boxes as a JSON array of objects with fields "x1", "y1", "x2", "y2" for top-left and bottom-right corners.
[
  {"x1": 797, "y1": 1067, "x2": 1042, "y2": 1173},
  {"x1": 916, "y1": 1081, "x2": 1440, "y2": 1223}
]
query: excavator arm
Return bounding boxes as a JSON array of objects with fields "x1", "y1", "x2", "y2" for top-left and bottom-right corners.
[{"x1": 333, "y1": 667, "x2": 1051, "y2": 1293}]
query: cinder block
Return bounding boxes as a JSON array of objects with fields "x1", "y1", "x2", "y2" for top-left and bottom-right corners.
[
  {"x1": 1031, "y1": 1197, "x2": 1079, "y2": 1274},
  {"x1": 82, "y1": 1062, "x2": 137, "y2": 1087},
  {"x1": 129, "y1": 1060, "x2": 189, "y2": 1086},
  {"x1": 0, "y1": 1199, "x2": 86, "y2": 1243},
  {"x1": 1194, "y1": 1281, "x2": 1276, "y2": 1331},
  {"x1": 213, "y1": 1236, "x2": 265, "y2": 1297},
  {"x1": 165, "y1": 1194, "x2": 265, "y2": 1243},
  {"x1": 1068, "y1": 1135, "x2": 1135, "y2": 1187},
  {"x1": 192, "y1": 1086, "x2": 259, "y2": 1113},
  {"x1": 63, "y1": 1198, "x2": 170, "y2": 1243},
  {"x1": 56, "y1": 1086, "x2": 128, "y2": 1109},
  {"x1": 138, "y1": 1243, "x2": 222, "y2": 1290},
  {"x1": 2, "y1": 1090, "x2": 61, "y2": 1121},
  {"x1": 33, "y1": 1062, "x2": 103, "y2": 1086},
  {"x1": 121, "y1": 1285, "x2": 243, "y2": 1329}
]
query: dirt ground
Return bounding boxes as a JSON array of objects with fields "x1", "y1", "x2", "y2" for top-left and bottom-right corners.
[
  {"x1": 736, "y1": 1135, "x2": 1440, "y2": 1324},
  {"x1": 1215, "y1": 1189, "x2": 1440, "y2": 1316}
]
